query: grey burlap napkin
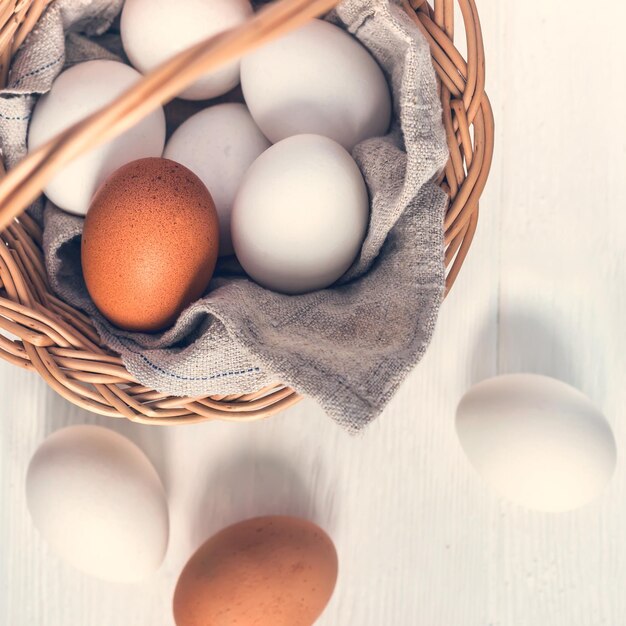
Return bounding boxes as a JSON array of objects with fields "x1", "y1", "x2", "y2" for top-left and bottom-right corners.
[{"x1": 0, "y1": 0, "x2": 448, "y2": 432}]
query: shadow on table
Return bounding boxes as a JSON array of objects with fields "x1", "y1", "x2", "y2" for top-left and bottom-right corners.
[
  {"x1": 36, "y1": 396, "x2": 335, "y2": 551},
  {"x1": 190, "y1": 449, "x2": 324, "y2": 550},
  {"x1": 470, "y1": 304, "x2": 585, "y2": 390}
]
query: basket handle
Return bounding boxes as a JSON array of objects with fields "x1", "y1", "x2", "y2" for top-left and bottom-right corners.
[{"x1": 0, "y1": 0, "x2": 340, "y2": 232}]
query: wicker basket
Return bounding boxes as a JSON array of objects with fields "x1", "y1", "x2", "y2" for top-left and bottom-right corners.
[{"x1": 0, "y1": 0, "x2": 494, "y2": 424}]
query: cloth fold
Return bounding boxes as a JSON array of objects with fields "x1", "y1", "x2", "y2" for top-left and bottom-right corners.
[{"x1": 0, "y1": 0, "x2": 448, "y2": 432}]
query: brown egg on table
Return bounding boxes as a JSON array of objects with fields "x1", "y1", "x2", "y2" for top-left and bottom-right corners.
[
  {"x1": 173, "y1": 516, "x2": 338, "y2": 626},
  {"x1": 81, "y1": 157, "x2": 219, "y2": 333}
]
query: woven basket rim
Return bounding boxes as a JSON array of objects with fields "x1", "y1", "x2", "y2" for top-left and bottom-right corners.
[{"x1": 0, "y1": 0, "x2": 495, "y2": 424}]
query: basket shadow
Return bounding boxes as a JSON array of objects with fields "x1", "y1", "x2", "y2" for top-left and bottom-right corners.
[
  {"x1": 470, "y1": 304, "x2": 585, "y2": 391},
  {"x1": 190, "y1": 450, "x2": 321, "y2": 550}
]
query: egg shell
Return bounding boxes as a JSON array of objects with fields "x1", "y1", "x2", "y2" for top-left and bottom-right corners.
[
  {"x1": 164, "y1": 103, "x2": 270, "y2": 256},
  {"x1": 173, "y1": 516, "x2": 338, "y2": 626},
  {"x1": 456, "y1": 374, "x2": 617, "y2": 512},
  {"x1": 121, "y1": 0, "x2": 252, "y2": 100},
  {"x1": 241, "y1": 19, "x2": 391, "y2": 150},
  {"x1": 82, "y1": 157, "x2": 219, "y2": 333},
  {"x1": 28, "y1": 60, "x2": 166, "y2": 216},
  {"x1": 26, "y1": 425, "x2": 169, "y2": 583},
  {"x1": 232, "y1": 134, "x2": 369, "y2": 294}
]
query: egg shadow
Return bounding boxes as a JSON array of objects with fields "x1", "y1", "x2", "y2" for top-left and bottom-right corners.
[
  {"x1": 40, "y1": 390, "x2": 172, "y2": 496},
  {"x1": 470, "y1": 304, "x2": 586, "y2": 392},
  {"x1": 164, "y1": 86, "x2": 245, "y2": 138},
  {"x1": 190, "y1": 450, "x2": 322, "y2": 550}
]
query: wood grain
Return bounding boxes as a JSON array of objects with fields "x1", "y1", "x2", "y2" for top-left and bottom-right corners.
[{"x1": 1, "y1": 0, "x2": 625, "y2": 624}]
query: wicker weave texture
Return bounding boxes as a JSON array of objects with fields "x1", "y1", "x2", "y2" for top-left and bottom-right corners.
[{"x1": 0, "y1": 0, "x2": 494, "y2": 424}]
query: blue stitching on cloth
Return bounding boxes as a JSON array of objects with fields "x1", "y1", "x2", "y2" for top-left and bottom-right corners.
[
  {"x1": 0, "y1": 112, "x2": 31, "y2": 120},
  {"x1": 116, "y1": 336, "x2": 261, "y2": 382},
  {"x1": 12, "y1": 53, "x2": 64, "y2": 87}
]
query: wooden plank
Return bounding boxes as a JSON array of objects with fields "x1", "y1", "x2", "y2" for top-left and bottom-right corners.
[{"x1": 494, "y1": 0, "x2": 626, "y2": 624}]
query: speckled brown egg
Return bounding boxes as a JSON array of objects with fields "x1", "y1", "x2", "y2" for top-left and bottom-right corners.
[
  {"x1": 173, "y1": 516, "x2": 338, "y2": 626},
  {"x1": 82, "y1": 157, "x2": 219, "y2": 333}
]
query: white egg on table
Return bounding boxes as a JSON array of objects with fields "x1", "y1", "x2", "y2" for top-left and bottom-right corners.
[
  {"x1": 456, "y1": 374, "x2": 617, "y2": 512},
  {"x1": 241, "y1": 19, "x2": 391, "y2": 151},
  {"x1": 26, "y1": 425, "x2": 169, "y2": 582},
  {"x1": 164, "y1": 103, "x2": 270, "y2": 256},
  {"x1": 121, "y1": 0, "x2": 252, "y2": 100},
  {"x1": 28, "y1": 60, "x2": 166, "y2": 216},
  {"x1": 232, "y1": 134, "x2": 369, "y2": 294}
]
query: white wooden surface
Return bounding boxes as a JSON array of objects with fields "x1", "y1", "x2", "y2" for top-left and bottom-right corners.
[{"x1": 2, "y1": 1, "x2": 626, "y2": 624}]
